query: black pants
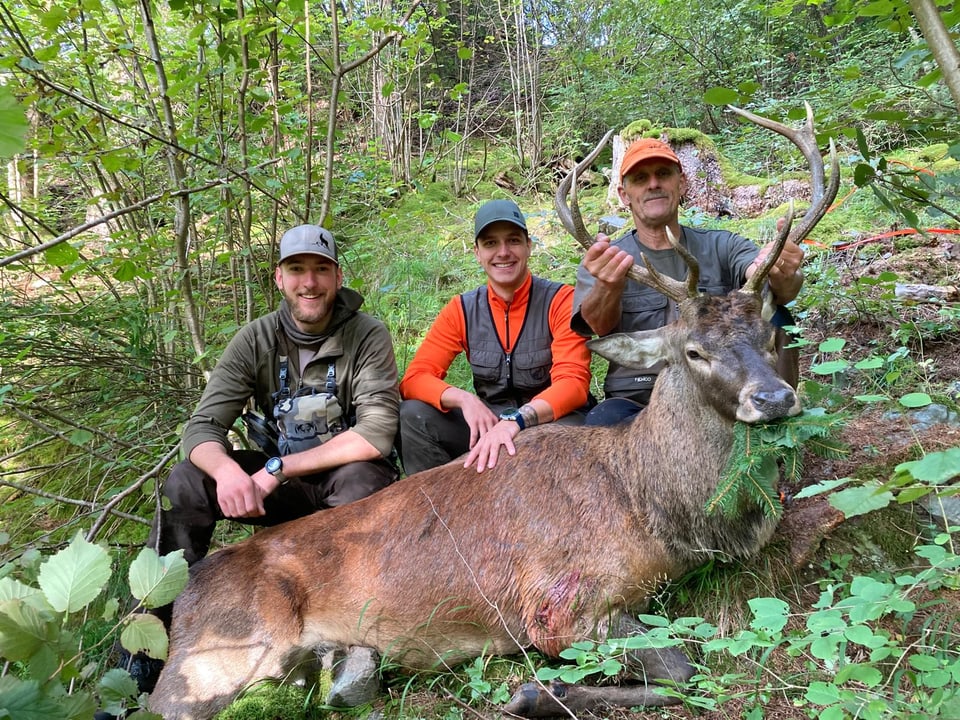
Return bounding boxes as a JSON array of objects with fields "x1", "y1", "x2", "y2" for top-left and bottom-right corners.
[
  {"x1": 144, "y1": 450, "x2": 397, "y2": 627},
  {"x1": 398, "y1": 399, "x2": 587, "y2": 475}
]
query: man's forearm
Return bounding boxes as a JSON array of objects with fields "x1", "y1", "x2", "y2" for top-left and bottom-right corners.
[{"x1": 579, "y1": 286, "x2": 623, "y2": 337}]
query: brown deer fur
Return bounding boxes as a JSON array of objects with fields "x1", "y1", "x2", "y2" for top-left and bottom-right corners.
[{"x1": 149, "y1": 290, "x2": 799, "y2": 720}]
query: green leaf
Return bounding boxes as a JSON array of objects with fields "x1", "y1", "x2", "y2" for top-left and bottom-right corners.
[
  {"x1": 818, "y1": 338, "x2": 847, "y2": 352},
  {"x1": 113, "y1": 259, "x2": 138, "y2": 282},
  {"x1": 895, "y1": 448, "x2": 960, "y2": 484},
  {"x1": 748, "y1": 597, "x2": 789, "y2": 633},
  {"x1": 98, "y1": 668, "x2": 140, "y2": 713},
  {"x1": 43, "y1": 243, "x2": 80, "y2": 267},
  {"x1": 0, "y1": 599, "x2": 53, "y2": 660},
  {"x1": 898, "y1": 392, "x2": 931, "y2": 408},
  {"x1": 121, "y1": 613, "x2": 168, "y2": 660},
  {"x1": 68, "y1": 429, "x2": 94, "y2": 446},
  {"x1": 795, "y1": 477, "x2": 852, "y2": 499},
  {"x1": 456, "y1": 46, "x2": 472, "y2": 60},
  {"x1": 704, "y1": 87, "x2": 739, "y2": 105},
  {"x1": 0, "y1": 86, "x2": 28, "y2": 159},
  {"x1": 809, "y1": 359, "x2": 849, "y2": 375},
  {"x1": 804, "y1": 680, "x2": 841, "y2": 705},
  {"x1": 37, "y1": 532, "x2": 111, "y2": 613},
  {"x1": 828, "y1": 484, "x2": 894, "y2": 518},
  {"x1": 128, "y1": 548, "x2": 188, "y2": 608},
  {"x1": 0, "y1": 675, "x2": 63, "y2": 716}
]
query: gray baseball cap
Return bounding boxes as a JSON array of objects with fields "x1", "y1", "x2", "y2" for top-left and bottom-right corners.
[
  {"x1": 474, "y1": 199, "x2": 527, "y2": 240},
  {"x1": 279, "y1": 224, "x2": 338, "y2": 264}
]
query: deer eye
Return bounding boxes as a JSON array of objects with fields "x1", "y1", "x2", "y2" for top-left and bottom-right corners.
[{"x1": 686, "y1": 348, "x2": 704, "y2": 361}]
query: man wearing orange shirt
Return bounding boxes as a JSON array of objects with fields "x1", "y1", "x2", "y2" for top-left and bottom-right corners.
[{"x1": 399, "y1": 199, "x2": 593, "y2": 475}]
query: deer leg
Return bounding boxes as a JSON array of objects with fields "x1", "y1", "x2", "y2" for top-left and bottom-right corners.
[
  {"x1": 504, "y1": 679, "x2": 680, "y2": 717},
  {"x1": 505, "y1": 612, "x2": 693, "y2": 717}
]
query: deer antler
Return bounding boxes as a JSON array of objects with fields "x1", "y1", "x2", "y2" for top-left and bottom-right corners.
[
  {"x1": 555, "y1": 131, "x2": 693, "y2": 304},
  {"x1": 730, "y1": 102, "x2": 840, "y2": 295}
]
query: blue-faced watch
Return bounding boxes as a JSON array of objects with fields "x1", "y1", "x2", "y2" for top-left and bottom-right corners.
[
  {"x1": 265, "y1": 456, "x2": 287, "y2": 484},
  {"x1": 498, "y1": 408, "x2": 525, "y2": 430}
]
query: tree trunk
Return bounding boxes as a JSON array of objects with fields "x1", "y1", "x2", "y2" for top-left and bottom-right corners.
[{"x1": 908, "y1": 0, "x2": 960, "y2": 109}]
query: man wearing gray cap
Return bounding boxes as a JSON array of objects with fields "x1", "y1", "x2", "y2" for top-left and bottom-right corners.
[
  {"x1": 399, "y1": 199, "x2": 592, "y2": 475},
  {"x1": 123, "y1": 224, "x2": 400, "y2": 701}
]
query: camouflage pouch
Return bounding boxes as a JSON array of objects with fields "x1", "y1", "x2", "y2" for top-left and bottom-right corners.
[{"x1": 273, "y1": 387, "x2": 345, "y2": 456}]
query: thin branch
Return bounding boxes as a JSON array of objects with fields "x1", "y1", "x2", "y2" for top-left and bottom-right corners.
[{"x1": 87, "y1": 443, "x2": 181, "y2": 541}]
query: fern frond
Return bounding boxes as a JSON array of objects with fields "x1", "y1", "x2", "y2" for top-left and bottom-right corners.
[{"x1": 707, "y1": 408, "x2": 848, "y2": 519}]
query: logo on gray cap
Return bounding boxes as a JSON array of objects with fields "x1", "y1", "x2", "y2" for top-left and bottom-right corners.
[{"x1": 279, "y1": 225, "x2": 338, "y2": 264}]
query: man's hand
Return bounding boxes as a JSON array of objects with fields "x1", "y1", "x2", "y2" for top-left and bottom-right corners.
[
  {"x1": 463, "y1": 420, "x2": 520, "y2": 473},
  {"x1": 446, "y1": 391, "x2": 499, "y2": 450},
  {"x1": 749, "y1": 217, "x2": 805, "y2": 304},
  {"x1": 583, "y1": 234, "x2": 634, "y2": 286},
  {"x1": 215, "y1": 465, "x2": 271, "y2": 519}
]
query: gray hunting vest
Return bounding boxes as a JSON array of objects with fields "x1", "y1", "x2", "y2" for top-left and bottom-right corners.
[{"x1": 461, "y1": 276, "x2": 562, "y2": 413}]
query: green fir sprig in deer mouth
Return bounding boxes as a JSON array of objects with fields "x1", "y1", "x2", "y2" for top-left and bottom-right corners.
[{"x1": 707, "y1": 409, "x2": 850, "y2": 519}]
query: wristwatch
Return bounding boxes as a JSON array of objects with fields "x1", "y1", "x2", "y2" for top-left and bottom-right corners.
[
  {"x1": 264, "y1": 456, "x2": 287, "y2": 485},
  {"x1": 499, "y1": 408, "x2": 526, "y2": 430}
]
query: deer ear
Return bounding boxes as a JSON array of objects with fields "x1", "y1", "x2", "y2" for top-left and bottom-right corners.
[
  {"x1": 761, "y1": 287, "x2": 776, "y2": 322},
  {"x1": 588, "y1": 329, "x2": 668, "y2": 369}
]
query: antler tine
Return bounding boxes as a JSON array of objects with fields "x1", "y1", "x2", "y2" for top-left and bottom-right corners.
[
  {"x1": 741, "y1": 201, "x2": 795, "y2": 295},
  {"x1": 555, "y1": 131, "x2": 690, "y2": 304},
  {"x1": 555, "y1": 129, "x2": 616, "y2": 253},
  {"x1": 665, "y1": 225, "x2": 700, "y2": 297},
  {"x1": 727, "y1": 102, "x2": 840, "y2": 245}
]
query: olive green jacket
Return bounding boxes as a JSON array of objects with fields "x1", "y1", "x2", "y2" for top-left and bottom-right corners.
[{"x1": 181, "y1": 287, "x2": 400, "y2": 459}]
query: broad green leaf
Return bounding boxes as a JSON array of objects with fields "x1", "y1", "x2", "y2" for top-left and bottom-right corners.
[
  {"x1": 121, "y1": 613, "x2": 168, "y2": 660},
  {"x1": 98, "y1": 668, "x2": 140, "y2": 713},
  {"x1": 818, "y1": 337, "x2": 846, "y2": 352},
  {"x1": 0, "y1": 86, "x2": 28, "y2": 159},
  {"x1": 794, "y1": 477, "x2": 852, "y2": 499},
  {"x1": 113, "y1": 259, "x2": 138, "y2": 282},
  {"x1": 703, "y1": 87, "x2": 738, "y2": 105},
  {"x1": 809, "y1": 360, "x2": 849, "y2": 375},
  {"x1": 0, "y1": 675, "x2": 63, "y2": 716},
  {"x1": 0, "y1": 599, "x2": 53, "y2": 660},
  {"x1": 748, "y1": 597, "x2": 789, "y2": 633},
  {"x1": 804, "y1": 680, "x2": 840, "y2": 705},
  {"x1": 456, "y1": 46, "x2": 472, "y2": 60},
  {"x1": 68, "y1": 429, "x2": 94, "y2": 446},
  {"x1": 43, "y1": 243, "x2": 80, "y2": 267},
  {"x1": 895, "y1": 448, "x2": 960, "y2": 484},
  {"x1": 898, "y1": 392, "x2": 931, "y2": 408},
  {"x1": 853, "y1": 357, "x2": 884, "y2": 370},
  {"x1": 37, "y1": 532, "x2": 111, "y2": 613},
  {"x1": 128, "y1": 548, "x2": 188, "y2": 608},
  {"x1": 828, "y1": 484, "x2": 894, "y2": 518}
]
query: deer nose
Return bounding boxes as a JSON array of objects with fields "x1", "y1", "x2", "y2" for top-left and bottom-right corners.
[{"x1": 752, "y1": 388, "x2": 798, "y2": 418}]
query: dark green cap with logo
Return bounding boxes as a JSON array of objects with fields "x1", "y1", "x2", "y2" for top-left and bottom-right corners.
[{"x1": 474, "y1": 199, "x2": 527, "y2": 240}]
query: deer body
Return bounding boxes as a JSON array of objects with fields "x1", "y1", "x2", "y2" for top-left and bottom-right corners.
[{"x1": 149, "y1": 290, "x2": 797, "y2": 720}]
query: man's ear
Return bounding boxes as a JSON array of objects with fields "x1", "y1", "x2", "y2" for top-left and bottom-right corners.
[
  {"x1": 336, "y1": 266, "x2": 344, "y2": 289},
  {"x1": 274, "y1": 265, "x2": 284, "y2": 289}
]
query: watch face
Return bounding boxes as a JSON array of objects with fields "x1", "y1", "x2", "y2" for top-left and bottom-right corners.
[
  {"x1": 265, "y1": 457, "x2": 282, "y2": 474},
  {"x1": 499, "y1": 408, "x2": 519, "y2": 421}
]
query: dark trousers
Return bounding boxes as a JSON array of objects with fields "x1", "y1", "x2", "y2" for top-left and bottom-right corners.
[
  {"x1": 398, "y1": 399, "x2": 587, "y2": 475},
  {"x1": 145, "y1": 450, "x2": 397, "y2": 626}
]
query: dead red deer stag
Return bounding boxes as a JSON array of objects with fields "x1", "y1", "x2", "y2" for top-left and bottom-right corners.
[{"x1": 147, "y1": 104, "x2": 839, "y2": 719}]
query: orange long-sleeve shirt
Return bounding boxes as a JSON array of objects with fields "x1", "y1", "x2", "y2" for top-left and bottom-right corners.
[{"x1": 400, "y1": 273, "x2": 592, "y2": 419}]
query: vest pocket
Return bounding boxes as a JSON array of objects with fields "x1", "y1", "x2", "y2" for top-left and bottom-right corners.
[{"x1": 469, "y1": 349, "x2": 503, "y2": 382}]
